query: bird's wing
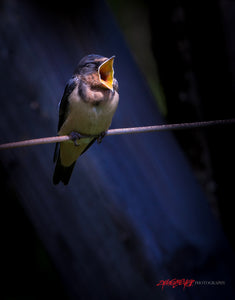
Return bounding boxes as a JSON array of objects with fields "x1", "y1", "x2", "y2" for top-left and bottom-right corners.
[
  {"x1": 53, "y1": 77, "x2": 77, "y2": 163},
  {"x1": 57, "y1": 77, "x2": 77, "y2": 132}
]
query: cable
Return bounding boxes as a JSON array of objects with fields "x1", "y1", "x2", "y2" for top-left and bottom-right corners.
[{"x1": 0, "y1": 119, "x2": 234, "y2": 150}]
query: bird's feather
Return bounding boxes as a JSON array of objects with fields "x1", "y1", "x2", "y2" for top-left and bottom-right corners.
[
  {"x1": 57, "y1": 77, "x2": 77, "y2": 131},
  {"x1": 53, "y1": 78, "x2": 78, "y2": 183},
  {"x1": 53, "y1": 150, "x2": 76, "y2": 185}
]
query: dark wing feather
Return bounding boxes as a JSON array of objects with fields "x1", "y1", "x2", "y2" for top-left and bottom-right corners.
[
  {"x1": 53, "y1": 142, "x2": 59, "y2": 163},
  {"x1": 57, "y1": 77, "x2": 78, "y2": 131},
  {"x1": 53, "y1": 77, "x2": 78, "y2": 164},
  {"x1": 53, "y1": 151, "x2": 76, "y2": 185}
]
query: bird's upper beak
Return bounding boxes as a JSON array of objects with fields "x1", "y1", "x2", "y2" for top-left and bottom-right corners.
[{"x1": 98, "y1": 56, "x2": 115, "y2": 91}]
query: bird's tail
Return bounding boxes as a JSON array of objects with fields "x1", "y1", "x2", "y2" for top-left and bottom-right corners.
[
  {"x1": 53, "y1": 158, "x2": 76, "y2": 185},
  {"x1": 53, "y1": 143, "x2": 76, "y2": 185}
]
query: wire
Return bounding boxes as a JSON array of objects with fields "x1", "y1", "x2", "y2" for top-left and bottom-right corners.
[
  {"x1": 0, "y1": 118, "x2": 234, "y2": 150},
  {"x1": 106, "y1": 119, "x2": 235, "y2": 135}
]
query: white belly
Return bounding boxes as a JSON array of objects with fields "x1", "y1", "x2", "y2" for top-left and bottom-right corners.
[
  {"x1": 58, "y1": 86, "x2": 119, "y2": 136},
  {"x1": 58, "y1": 85, "x2": 119, "y2": 166}
]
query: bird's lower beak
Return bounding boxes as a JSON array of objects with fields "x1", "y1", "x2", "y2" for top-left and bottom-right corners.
[{"x1": 98, "y1": 56, "x2": 115, "y2": 91}]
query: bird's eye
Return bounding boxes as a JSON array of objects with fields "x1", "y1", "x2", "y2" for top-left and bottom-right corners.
[{"x1": 85, "y1": 63, "x2": 93, "y2": 68}]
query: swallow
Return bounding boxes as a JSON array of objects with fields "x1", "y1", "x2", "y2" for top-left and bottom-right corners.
[{"x1": 53, "y1": 54, "x2": 119, "y2": 185}]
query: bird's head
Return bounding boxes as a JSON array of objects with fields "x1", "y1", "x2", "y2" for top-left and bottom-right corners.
[{"x1": 75, "y1": 54, "x2": 117, "y2": 91}]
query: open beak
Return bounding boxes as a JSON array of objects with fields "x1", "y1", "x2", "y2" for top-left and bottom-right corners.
[{"x1": 98, "y1": 56, "x2": 115, "y2": 91}]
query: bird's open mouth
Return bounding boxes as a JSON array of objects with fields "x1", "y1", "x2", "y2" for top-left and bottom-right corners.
[{"x1": 98, "y1": 56, "x2": 115, "y2": 91}]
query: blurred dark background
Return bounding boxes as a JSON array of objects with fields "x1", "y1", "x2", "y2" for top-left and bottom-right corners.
[
  {"x1": 108, "y1": 0, "x2": 235, "y2": 242},
  {"x1": 1, "y1": 0, "x2": 235, "y2": 299}
]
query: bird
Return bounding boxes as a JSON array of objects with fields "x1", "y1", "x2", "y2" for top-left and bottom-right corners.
[{"x1": 53, "y1": 54, "x2": 119, "y2": 185}]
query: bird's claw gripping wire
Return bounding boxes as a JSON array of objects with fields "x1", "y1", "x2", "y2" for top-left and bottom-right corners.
[{"x1": 69, "y1": 131, "x2": 84, "y2": 146}]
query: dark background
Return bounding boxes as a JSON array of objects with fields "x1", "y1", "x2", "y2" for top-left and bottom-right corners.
[{"x1": 1, "y1": 0, "x2": 235, "y2": 299}]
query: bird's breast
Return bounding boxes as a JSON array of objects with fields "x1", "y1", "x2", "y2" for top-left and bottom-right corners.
[{"x1": 58, "y1": 85, "x2": 119, "y2": 136}]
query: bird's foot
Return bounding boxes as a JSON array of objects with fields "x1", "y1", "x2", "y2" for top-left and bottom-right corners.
[
  {"x1": 97, "y1": 131, "x2": 107, "y2": 144},
  {"x1": 69, "y1": 131, "x2": 83, "y2": 146}
]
